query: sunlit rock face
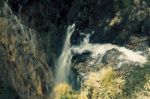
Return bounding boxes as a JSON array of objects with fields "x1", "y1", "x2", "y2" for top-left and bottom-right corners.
[{"x1": 0, "y1": 2, "x2": 53, "y2": 99}]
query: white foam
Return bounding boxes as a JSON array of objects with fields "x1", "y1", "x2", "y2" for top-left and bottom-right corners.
[
  {"x1": 55, "y1": 24, "x2": 75, "y2": 83},
  {"x1": 55, "y1": 25, "x2": 147, "y2": 83},
  {"x1": 73, "y1": 43, "x2": 147, "y2": 64}
]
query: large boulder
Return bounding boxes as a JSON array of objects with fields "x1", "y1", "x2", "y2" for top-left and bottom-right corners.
[{"x1": 101, "y1": 48, "x2": 140, "y2": 70}]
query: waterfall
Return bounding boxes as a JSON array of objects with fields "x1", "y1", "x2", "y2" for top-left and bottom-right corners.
[
  {"x1": 55, "y1": 24, "x2": 75, "y2": 83},
  {"x1": 55, "y1": 24, "x2": 147, "y2": 83}
]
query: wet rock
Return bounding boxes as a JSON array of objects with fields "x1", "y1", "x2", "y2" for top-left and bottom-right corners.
[
  {"x1": 72, "y1": 50, "x2": 92, "y2": 63},
  {"x1": 72, "y1": 53, "x2": 102, "y2": 74},
  {"x1": 101, "y1": 48, "x2": 145, "y2": 70},
  {"x1": 102, "y1": 48, "x2": 122, "y2": 65},
  {"x1": 70, "y1": 53, "x2": 102, "y2": 89}
]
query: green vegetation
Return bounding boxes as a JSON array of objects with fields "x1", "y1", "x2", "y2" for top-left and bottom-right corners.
[
  {"x1": 50, "y1": 82, "x2": 88, "y2": 99},
  {"x1": 122, "y1": 62, "x2": 150, "y2": 98},
  {"x1": 109, "y1": 12, "x2": 122, "y2": 27},
  {"x1": 82, "y1": 66, "x2": 125, "y2": 99},
  {"x1": 52, "y1": 63, "x2": 150, "y2": 99}
]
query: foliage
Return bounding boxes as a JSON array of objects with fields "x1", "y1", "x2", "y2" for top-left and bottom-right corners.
[
  {"x1": 82, "y1": 66, "x2": 125, "y2": 99},
  {"x1": 132, "y1": 74, "x2": 150, "y2": 99},
  {"x1": 109, "y1": 12, "x2": 122, "y2": 27},
  {"x1": 51, "y1": 82, "x2": 88, "y2": 99},
  {"x1": 52, "y1": 63, "x2": 150, "y2": 99},
  {"x1": 123, "y1": 62, "x2": 150, "y2": 98},
  {"x1": 51, "y1": 82, "x2": 72, "y2": 99}
]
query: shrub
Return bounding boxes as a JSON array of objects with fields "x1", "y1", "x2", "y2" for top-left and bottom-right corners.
[
  {"x1": 82, "y1": 66, "x2": 125, "y2": 99},
  {"x1": 123, "y1": 62, "x2": 150, "y2": 98},
  {"x1": 51, "y1": 82, "x2": 72, "y2": 99},
  {"x1": 109, "y1": 13, "x2": 122, "y2": 27},
  {"x1": 51, "y1": 82, "x2": 88, "y2": 99},
  {"x1": 51, "y1": 63, "x2": 150, "y2": 99}
]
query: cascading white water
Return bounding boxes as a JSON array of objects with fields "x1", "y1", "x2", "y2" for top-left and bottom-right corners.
[
  {"x1": 73, "y1": 43, "x2": 147, "y2": 64},
  {"x1": 72, "y1": 32, "x2": 147, "y2": 64},
  {"x1": 55, "y1": 24, "x2": 75, "y2": 83},
  {"x1": 55, "y1": 24, "x2": 147, "y2": 83}
]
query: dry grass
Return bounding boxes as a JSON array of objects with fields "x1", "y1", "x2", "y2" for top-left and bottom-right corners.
[
  {"x1": 51, "y1": 82, "x2": 72, "y2": 99},
  {"x1": 51, "y1": 63, "x2": 150, "y2": 99},
  {"x1": 82, "y1": 66, "x2": 125, "y2": 99},
  {"x1": 50, "y1": 82, "x2": 88, "y2": 99},
  {"x1": 78, "y1": 91, "x2": 88, "y2": 99}
]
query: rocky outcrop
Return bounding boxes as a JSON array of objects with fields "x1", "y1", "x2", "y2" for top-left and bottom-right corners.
[
  {"x1": 0, "y1": 4, "x2": 53, "y2": 99},
  {"x1": 101, "y1": 48, "x2": 143, "y2": 74}
]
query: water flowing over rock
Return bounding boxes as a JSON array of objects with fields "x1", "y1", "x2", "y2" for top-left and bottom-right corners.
[
  {"x1": 55, "y1": 23, "x2": 148, "y2": 89},
  {"x1": 55, "y1": 24, "x2": 75, "y2": 83}
]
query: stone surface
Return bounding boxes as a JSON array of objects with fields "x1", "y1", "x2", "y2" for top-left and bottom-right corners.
[{"x1": 0, "y1": 6, "x2": 53, "y2": 99}]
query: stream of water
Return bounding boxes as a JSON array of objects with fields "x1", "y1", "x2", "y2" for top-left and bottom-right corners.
[
  {"x1": 55, "y1": 24, "x2": 75, "y2": 83},
  {"x1": 55, "y1": 24, "x2": 147, "y2": 83}
]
